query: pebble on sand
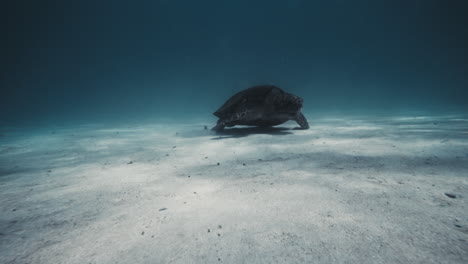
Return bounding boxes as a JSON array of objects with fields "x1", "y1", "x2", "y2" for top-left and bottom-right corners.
[
  {"x1": 159, "y1": 208, "x2": 168, "y2": 211},
  {"x1": 445, "y1": 193, "x2": 457, "y2": 199}
]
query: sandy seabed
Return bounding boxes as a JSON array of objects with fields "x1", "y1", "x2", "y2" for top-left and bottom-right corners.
[{"x1": 1, "y1": 115, "x2": 467, "y2": 264}]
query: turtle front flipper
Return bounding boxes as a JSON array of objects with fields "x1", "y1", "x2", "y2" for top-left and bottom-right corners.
[{"x1": 295, "y1": 112, "x2": 309, "y2": 129}]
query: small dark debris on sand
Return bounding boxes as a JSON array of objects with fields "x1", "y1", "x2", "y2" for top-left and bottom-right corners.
[
  {"x1": 204, "y1": 125, "x2": 208, "y2": 130},
  {"x1": 47, "y1": 170, "x2": 52, "y2": 173},
  {"x1": 172, "y1": 146, "x2": 176, "y2": 148},
  {"x1": 141, "y1": 231, "x2": 145, "y2": 235},
  {"x1": 187, "y1": 175, "x2": 191, "y2": 178},
  {"x1": 217, "y1": 233, "x2": 221, "y2": 237},
  {"x1": 205, "y1": 157, "x2": 208, "y2": 159},
  {"x1": 127, "y1": 161, "x2": 133, "y2": 164},
  {"x1": 445, "y1": 193, "x2": 457, "y2": 199},
  {"x1": 242, "y1": 163, "x2": 246, "y2": 166},
  {"x1": 217, "y1": 163, "x2": 220, "y2": 166},
  {"x1": 455, "y1": 224, "x2": 462, "y2": 228},
  {"x1": 208, "y1": 229, "x2": 211, "y2": 233},
  {"x1": 159, "y1": 208, "x2": 168, "y2": 211},
  {"x1": 218, "y1": 225, "x2": 222, "y2": 229},
  {"x1": 166, "y1": 154, "x2": 170, "y2": 156}
]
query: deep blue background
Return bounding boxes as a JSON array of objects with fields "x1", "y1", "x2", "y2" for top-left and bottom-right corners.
[{"x1": 2, "y1": 0, "x2": 468, "y2": 125}]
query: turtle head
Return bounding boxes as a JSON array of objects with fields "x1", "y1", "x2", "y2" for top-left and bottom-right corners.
[{"x1": 273, "y1": 93, "x2": 304, "y2": 115}]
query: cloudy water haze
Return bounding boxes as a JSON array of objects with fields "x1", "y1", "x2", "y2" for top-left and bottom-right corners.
[{"x1": 2, "y1": 0, "x2": 468, "y2": 125}]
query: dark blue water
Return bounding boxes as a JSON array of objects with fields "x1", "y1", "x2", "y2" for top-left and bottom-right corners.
[{"x1": 2, "y1": 0, "x2": 468, "y2": 126}]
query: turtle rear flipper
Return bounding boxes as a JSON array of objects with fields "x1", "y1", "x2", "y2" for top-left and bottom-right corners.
[
  {"x1": 211, "y1": 120, "x2": 226, "y2": 131},
  {"x1": 212, "y1": 110, "x2": 251, "y2": 131},
  {"x1": 295, "y1": 112, "x2": 309, "y2": 129}
]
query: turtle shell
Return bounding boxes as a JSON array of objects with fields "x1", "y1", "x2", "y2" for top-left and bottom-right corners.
[{"x1": 213, "y1": 85, "x2": 285, "y2": 118}]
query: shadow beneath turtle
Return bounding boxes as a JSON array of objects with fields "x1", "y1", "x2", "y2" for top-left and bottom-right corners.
[{"x1": 211, "y1": 126, "x2": 293, "y2": 139}]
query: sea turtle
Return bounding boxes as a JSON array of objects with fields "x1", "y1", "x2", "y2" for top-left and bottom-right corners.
[{"x1": 212, "y1": 85, "x2": 309, "y2": 131}]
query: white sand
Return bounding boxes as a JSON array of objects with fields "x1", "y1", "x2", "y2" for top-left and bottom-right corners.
[{"x1": 1, "y1": 115, "x2": 467, "y2": 263}]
